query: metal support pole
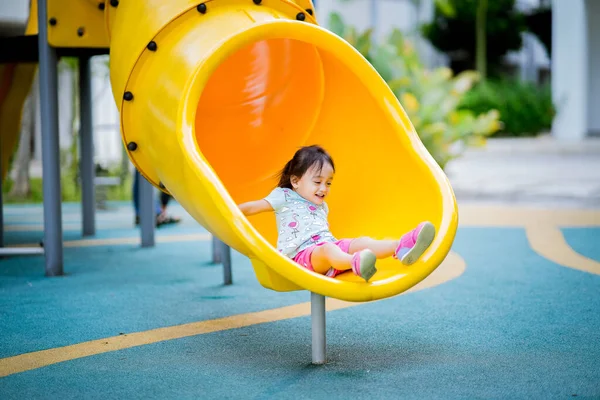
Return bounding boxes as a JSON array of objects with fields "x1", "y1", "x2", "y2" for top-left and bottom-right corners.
[
  {"x1": 79, "y1": 56, "x2": 95, "y2": 236},
  {"x1": 212, "y1": 236, "x2": 221, "y2": 263},
  {"x1": 138, "y1": 176, "x2": 155, "y2": 247},
  {"x1": 221, "y1": 240, "x2": 232, "y2": 285},
  {"x1": 38, "y1": 0, "x2": 63, "y2": 276},
  {"x1": 311, "y1": 292, "x2": 326, "y2": 364}
]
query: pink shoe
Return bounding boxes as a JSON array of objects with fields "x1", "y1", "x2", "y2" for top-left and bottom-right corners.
[
  {"x1": 393, "y1": 222, "x2": 436, "y2": 265},
  {"x1": 351, "y1": 249, "x2": 377, "y2": 282}
]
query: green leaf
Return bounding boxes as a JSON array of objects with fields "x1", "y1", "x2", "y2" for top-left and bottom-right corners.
[
  {"x1": 387, "y1": 77, "x2": 411, "y2": 92},
  {"x1": 388, "y1": 29, "x2": 405, "y2": 53},
  {"x1": 354, "y1": 28, "x2": 373, "y2": 56},
  {"x1": 327, "y1": 12, "x2": 346, "y2": 37},
  {"x1": 434, "y1": 0, "x2": 456, "y2": 17},
  {"x1": 326, "y1": 10, "x2": 505, "y2": 169},
  {"x1": 369, "y1": 45, "x2": 397, "y2": 82}
]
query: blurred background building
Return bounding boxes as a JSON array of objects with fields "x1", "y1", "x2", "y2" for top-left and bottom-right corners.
[{"x1": 0, "y1": 0, "x2": 596, "y2": 177}]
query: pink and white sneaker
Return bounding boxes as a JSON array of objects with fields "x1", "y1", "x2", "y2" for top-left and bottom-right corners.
[
  {"x1": 393, "y1": 222, "x2": 436, "y2": 265},
  {"x1": 350, "y1": 249, "x2": 377, "y2": 282}
]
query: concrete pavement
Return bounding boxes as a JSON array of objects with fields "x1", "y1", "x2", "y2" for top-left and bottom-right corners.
[{"x1": 445, "y1": 135, "x2": 600, "y2": 208}]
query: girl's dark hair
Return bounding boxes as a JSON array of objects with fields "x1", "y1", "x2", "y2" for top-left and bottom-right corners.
[{"x1": 277, "y1": 145, "x2": 335, "y2": 189}]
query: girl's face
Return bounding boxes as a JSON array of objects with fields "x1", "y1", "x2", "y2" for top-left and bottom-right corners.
[{"x1": 291, "y1": 163, "x2": 334, "y2": 205}]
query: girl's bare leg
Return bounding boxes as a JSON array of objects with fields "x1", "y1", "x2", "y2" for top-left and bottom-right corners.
[
  {"x1": 310, "y1": 243, "x2": 353, "y2": 274},
  {"x1": 349, "y1": 237, "x2": 399, "y2": 258},
  {"x1": 349, "y1": 222, "x2": 436, "y2": 265},
  {"x1": 311, "y1": 242, "x2": 378, "y2": 282}
]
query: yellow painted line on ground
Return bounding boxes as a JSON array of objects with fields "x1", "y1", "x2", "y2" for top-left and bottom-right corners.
[
  {"x1": 61, "y1": 233, "x2": 212, "y2": 248},
  {"x1": 6, "y1": 205, "x2": 600, "y2": 233},
  {"x1": 525, "y1": 224, "x2": 600, "y2": 275},
  {"x1": 4, "y1": 223, "x2": 197, "y2": 232},
  {"x1": 460, "y1": 205, "x2": 600, "y2": 273},
  {"x1": 5, "y1": 224, "x2": 132, "y2": 232},
  {"x1": 0, "y1": 251, "x2": 465, "y2": 378},
  {"x1": 7, "y1": 205, "x2": 600, "y2": 277},
  {"x1": 8, "y1": 233, "x2": 212, "y2": 249},
  {"x1": 4, "y1": 217, "x2": 134, "y2": 224},
  {"x1": 458, "y1": 205, "x2": 600, "y2": 227}
]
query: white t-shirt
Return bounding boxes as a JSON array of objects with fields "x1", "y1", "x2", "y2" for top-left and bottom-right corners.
[{"x1": 264, "y1": 187, "x2": 337, "y2": 258}]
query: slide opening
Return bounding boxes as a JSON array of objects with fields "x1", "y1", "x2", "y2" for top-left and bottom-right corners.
[
  {"x1": 194, "y1": 35, "x2": 444, "y2": 267},
  {"x1": 195, "y1": 38, "x2": 325, "y2": 199}
]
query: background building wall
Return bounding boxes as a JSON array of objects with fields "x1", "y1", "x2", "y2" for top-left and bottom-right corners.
[
  {"x1": 587, "y1": 0, "x2": 600, "y2": 135},
  {"x1": 0, "y1": 0, "x2": 29, "y2": 35},
  {"x1": 0, "y1": 0, "x2": 593, "y2": 178},
  {"x1": 551, "y1": 0, "x2": 588, "y2": 140}
]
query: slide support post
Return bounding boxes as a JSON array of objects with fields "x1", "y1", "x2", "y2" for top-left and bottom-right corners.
[{"x1": 311, "y1": 292, "x2": 326, "y2": 364}]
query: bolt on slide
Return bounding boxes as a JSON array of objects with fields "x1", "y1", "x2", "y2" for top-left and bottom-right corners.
[{"x1": 15, "y1": 0, "x2": 458, "y2": 302}]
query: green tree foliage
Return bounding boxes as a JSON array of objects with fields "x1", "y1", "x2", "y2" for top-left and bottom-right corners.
[
  {"x1": 459, "y1": 78, "x2": 555, "y2": 136},
  {"x1": 421, "y1": 0, "x2": 527, "y2": 77},
  {"x1": 328, "y1": 13, "x2": 501, "y2": 169}
]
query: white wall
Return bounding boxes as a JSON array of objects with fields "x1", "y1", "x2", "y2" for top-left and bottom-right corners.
[
  {"x1": 316, "y1": 0, "x2": 447, "y2": 68},
  {"x1": 319, "y1": 0, "x2": 550, "y2": 72},
  {"x1": 587, "y1": 0, "x2": 600, "y2": 135},
  {"x1": 0, "y1": 0, "x2": 29, "y2": 25},
  {"x1": 316, "y1": 0, "x2": 373, "y2": 35},
  {"x1": 316, "y1": 0, "x2": 429, "y2": 41},
  {"x1": 551, "y1": 0, "x2": 588, "y2": 140},
  {"x1": 375, "y1": 0, "x2": 416, "y2": 41},
  {"x1": 91, "y1": 55, "x2": 123, "y2": 168}
]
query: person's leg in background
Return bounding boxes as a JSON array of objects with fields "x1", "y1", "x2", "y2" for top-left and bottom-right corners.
[
  {"x1": 157, "y1": 190, "x2": 181, "y2": 226},
  {"x1": 133, "y1": 169, "x2": 140, "y2": 225},
  {"x1": 160, "y1": 191, "x2": 170, "y2": 213},
  {"x1": 133, "y1": 169, "x2": 168, "y2": 226}
]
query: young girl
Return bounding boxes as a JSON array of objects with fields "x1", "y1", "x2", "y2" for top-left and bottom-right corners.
[{"x1": 238, "y1": 145, "x2": 436, "y2": 282}]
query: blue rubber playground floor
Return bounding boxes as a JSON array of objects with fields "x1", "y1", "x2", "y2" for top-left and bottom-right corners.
[{"x1": 1, "y1": 201, "x2": 599, "y2": 399}]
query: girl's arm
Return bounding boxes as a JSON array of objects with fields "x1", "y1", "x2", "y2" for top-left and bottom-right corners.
[{"x1": 238, "y1": 199, "x2": 273, "y2": 216}]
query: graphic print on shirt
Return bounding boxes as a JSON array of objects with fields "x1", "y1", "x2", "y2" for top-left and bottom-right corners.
[
  {"x1": 287, "y1": 213, "x2": 300, "y2": 238},
  {"x1": 283, "y1": 189, "x2": 292, "y2": 202}
]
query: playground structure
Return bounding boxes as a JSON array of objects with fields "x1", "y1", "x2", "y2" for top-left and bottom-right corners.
[{"x1": 0, "y1": 0, "x2": 458, "y2": 364}]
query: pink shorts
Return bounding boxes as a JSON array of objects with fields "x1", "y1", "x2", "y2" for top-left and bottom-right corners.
[{"x1": 293, "y1": 239, "x2": 354, "y2": 278}]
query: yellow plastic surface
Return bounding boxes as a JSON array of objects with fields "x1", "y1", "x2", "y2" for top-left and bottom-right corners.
[
  {"x1": 108, "y1": 0, "x2": 458, "y2": 302},
  {"x1": 103, "y1": 0, "x2": 116, "y2": 41},
  {"x1": 46, "y1": 0, "x2": 109, "y2": 48}
]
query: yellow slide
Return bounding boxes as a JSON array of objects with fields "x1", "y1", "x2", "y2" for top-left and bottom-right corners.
[
  {"x1": 18, "y1": 0, "x2": 458, "y2": 302},
  {"x1": 107, "y1": 0, "x2": 458, "y2": 302}
]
